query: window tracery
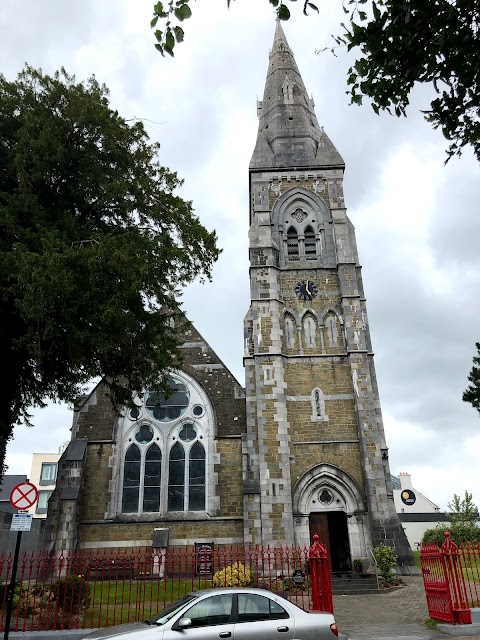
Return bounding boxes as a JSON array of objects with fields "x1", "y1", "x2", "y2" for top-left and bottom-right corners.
[{"x1": 120, "y1": 374, "x2": 210, "y2": 516}]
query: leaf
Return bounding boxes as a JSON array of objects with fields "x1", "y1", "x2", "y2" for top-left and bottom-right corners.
[
  {"x1": 174, "y1": 4, "x2": 192, "y2": 21},
  {"x1": 305, "y1": 2, "x2": 319, "y2": 15},
  {"x1": 165, "y1": 29, "x2": 175, "y2": 54},
  {"x1": 153, "y1": 1, "x2": 164, "y2": 15},
  {"x1": 278, "y1": 4, "x2": 291, "y2": 20},
  {"x1": 150, "y1": 16, "x2": 159, "y2": 28},
  {"x1": 269, "y1": 0, "x2": 280, "y2": 6},
  {"x1": 173, "y1": 26, "x2": 184, "y2": 43}
]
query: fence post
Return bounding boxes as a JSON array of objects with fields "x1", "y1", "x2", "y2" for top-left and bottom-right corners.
[
  {"x1": 441, "y1": 532, "x2": 471, "y2": 625},
  {"x1": 309, "y1": 534, "x2": 333, "y2": 613}
]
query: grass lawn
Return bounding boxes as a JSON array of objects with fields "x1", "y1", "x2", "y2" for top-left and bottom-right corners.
[{"x1": 83, "y1": 578, "x2": 212, "y2": 628}]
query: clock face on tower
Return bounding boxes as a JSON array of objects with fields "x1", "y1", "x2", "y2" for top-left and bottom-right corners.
[{"x1": 295, "y1": 280, "x2": 318, "y2": 301}]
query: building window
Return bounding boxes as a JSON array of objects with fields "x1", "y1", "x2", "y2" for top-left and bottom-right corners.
[
  {"x1": 145, "y1": 379, "x2": 189, "y2": 421},
  {"x1": 326, "y1": 314, "x2": 338, "y2": 346},
  {"x1": 311, "y1": 387, "x2": 328, "y2": 422},
  {"x1": 168, "y1": 439, "x2": 206, "y2": 512},
  {"x1": 285, "y1": 315, "x2": 295, "y2": 349},
  {"x1": 36, "y1": 490, "x2": 53, "y2": 514},
  {"x1": 304, "y1": 315, "x2": 316, "y2": 348},
  {"x1": 304, "y1": 225, "x2": 316, "y2": 259},
  {"x1": 287, "y1": 227, "x2": 299, "y2": 260},
  {"x1": 40, "y1": 462, "x2": 57, "y2": 484},
  {"x1": 120, "y1": 374, "x2": 209, "y2": 516}
]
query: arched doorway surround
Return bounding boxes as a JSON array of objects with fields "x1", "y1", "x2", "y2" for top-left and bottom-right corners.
[{"x1": 292, "y1": 464, "x2": 372, "y2": 569}]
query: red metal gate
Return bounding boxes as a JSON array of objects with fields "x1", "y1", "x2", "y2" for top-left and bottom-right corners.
[
  {"x1": 421, "y1": 532, "x2": 474, "y2": 625},
  {"x1": 420, "y1": 542, "x2": 454, "y2": 623}
]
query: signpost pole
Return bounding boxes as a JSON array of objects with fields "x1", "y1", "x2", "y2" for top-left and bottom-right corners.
[
  {"x1": 3, "y1": 530, "x2": 22, "y2": 640},
  {"x1": 4, "y1": 481, "x2": 39, "y2": 640}
]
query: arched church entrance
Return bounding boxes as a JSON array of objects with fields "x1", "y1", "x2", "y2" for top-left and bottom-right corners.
[
  {"x1": 309, "y1": 509, "x2": 351, "y2": 572},
  {"x1": 293, "y1": 464, "x2": 371, "y2": 572}
]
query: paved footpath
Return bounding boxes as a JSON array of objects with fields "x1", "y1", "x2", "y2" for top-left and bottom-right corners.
[{"x1": 333, "y1": 575, "x2": 480, "y2": 640}]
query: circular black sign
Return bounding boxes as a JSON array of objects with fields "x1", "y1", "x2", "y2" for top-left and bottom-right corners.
[
  {"x1": 292, "y1": 569, "x2": 306, "y2": 587},
  {"x1": 401, "y1": 489, "x2": 416, "y2": 505}
]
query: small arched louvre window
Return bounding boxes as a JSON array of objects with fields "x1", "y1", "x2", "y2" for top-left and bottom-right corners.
[
  {"x1": 122, "y1": 444, "x2": 141, "y2": 513},
  {"x1": 287, "y1": 227, "x2": 299, "y2": 260},
  {"x1": 326, "y1": 314, "x2": 339, "y2": 346},
  {"x1": 143, "y1": 444, "x2": 161, "y2": 512},
  {"x1": 168, "y1": 442, "x2": 185, "y2": 512},
  {"x1": 189, "y1": 442, "x2": 206, "y2": 511},
  {"x1": 304, "y1": 315, "x2": 316, "y2": 348},
  {"x1": 304, "y1": 225, "x2": 316, "y2": 259},
  {"x1": 285, "y1": 315, "x2": 295, "y2": 349}
]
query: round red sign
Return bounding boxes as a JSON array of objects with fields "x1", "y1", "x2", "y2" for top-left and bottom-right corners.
[{"x1": 10, "y1": 482, "x2": 38, "y2": 510}]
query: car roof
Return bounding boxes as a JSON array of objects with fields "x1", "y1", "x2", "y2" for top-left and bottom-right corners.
[{"x1": 187, "y1": 587, "x2": 287, "y2": 597}]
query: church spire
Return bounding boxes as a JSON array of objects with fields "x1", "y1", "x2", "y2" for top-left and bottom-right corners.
[{"x1": 250, "y1": 21, "x2": 344, "y2": 169}]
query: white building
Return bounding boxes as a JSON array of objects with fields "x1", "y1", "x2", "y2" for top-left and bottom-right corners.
[
  {"x1": 392, "y1": 472, "x2": 448, "y2": 548},
  {"x1": 28, "y1": 445, "x2": 67, "y2": 518}
]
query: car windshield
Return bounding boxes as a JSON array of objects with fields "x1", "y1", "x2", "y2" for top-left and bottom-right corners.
[{"x1": 145, "y1": 594, "x2": 197, "y2": 626}]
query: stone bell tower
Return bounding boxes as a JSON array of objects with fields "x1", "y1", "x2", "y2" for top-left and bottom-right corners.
[{"x1": 242, "y1": 21, "x2": 414, "y2": 571}]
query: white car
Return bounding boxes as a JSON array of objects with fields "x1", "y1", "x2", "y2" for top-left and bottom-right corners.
[{"x1": 83, "y1": 587, "x2": 339, "y2": 640}]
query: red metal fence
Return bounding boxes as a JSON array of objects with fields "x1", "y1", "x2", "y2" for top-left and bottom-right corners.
[
  {"x1": 421, "y1": 533, "x2": 480, "y2": 625},
  {"x1": 0, "y1": 539, "x2": 332, "y2": 631}
]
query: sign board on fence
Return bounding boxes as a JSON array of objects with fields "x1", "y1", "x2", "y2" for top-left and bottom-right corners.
[
  {"x1": 10, "y1": 481, "x2": 38, "y2": 510},
  {"x1": 195, "y1": 542, "x2": 214, "y2": 576},
  {"x1": 11, "y1": 511, "x2": 33, "y2": 532},
  {"x1": 292, "y1": 569, "x2": 306, "y2": 588}
]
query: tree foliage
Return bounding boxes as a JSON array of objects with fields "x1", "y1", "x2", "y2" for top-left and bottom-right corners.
[
  {"x1": 422, "y1": 491, "x2": 479, "y2": 545},
  {"x1": 150, "y1": 0, "x2": 480, "y2": 162},
  {"x1": 447, "y1": 491, "x2": 479, "y2": 525},
  {"x1": 463, "y1": 342, "x2": 480, "y2": 413},
  {"x1": 0, "y1": 66, "x2": 220, "y2": 474}
]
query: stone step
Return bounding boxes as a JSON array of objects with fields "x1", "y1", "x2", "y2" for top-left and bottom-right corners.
[{"x1": 330, "y1": 571, "x2": 380, "y2": 595}]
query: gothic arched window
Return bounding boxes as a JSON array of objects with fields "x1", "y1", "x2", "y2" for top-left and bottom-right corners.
[
  {"x1": 122, "y1": 444, "x2": 141, "y2": 513},
  {"x1": 189, "y1": 442, "x2": 206, "y2": 511},
  {"x1": 285, "y1": 315, "x2": 295, "y2": 349},
  {"x1": 304, "y1": 225, "x2": 316, "y2": 259},
  {"x1": 120, "y1": 374, "x2": 211, "y2": 516},
  {"x1": 168, "y1": 442, "x2": 185, "y2": 512},
  {"x1": 304, "y1": 315, "x2": 316, "y2": 348},
  {"x1": 287, "y1": 227, "x2": 299, "y2": 260},
  {"x1": 311, "y1": 387, "x2": 328, "y2": 422},
  {"x1": 167, "y1": 438, "x2": 206, "y2": 512},
  {"x1": 326, "y1": 314, "x2": 338, "y2": 346},
  {"x1": 143, "y1": 444, "x2": 161, "y2": 512}
]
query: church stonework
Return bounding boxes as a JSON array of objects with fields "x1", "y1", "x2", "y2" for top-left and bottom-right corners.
[
  {"x1": 47, "y1": 22, "x2": 414, "y2": 573},
  {"x1": 242, "y1": 22, "x2": 413, "y2": 569}
]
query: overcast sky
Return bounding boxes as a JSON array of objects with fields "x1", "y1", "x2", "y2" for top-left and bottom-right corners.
[{"x1": 2, "y1": 0, "x2": 479, "y2": 511}]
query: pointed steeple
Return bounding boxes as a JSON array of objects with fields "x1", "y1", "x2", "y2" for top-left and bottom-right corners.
[{"x1": 250, "y1": 21, "x2": 344, "y2": 170}]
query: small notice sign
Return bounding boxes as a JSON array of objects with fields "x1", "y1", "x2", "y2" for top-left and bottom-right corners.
[
  {"x1": 195, "y1": 542, "x2": 214, "y2": 576},
  {"x1": 11, "y1": 511, "x2": 33, "y2": 532}
]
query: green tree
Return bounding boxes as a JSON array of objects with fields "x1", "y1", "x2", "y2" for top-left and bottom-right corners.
[
  {"x1": 463, "y1": 342, "x2": 480, "y2": 413},
  {"x1": 150, "y1": 0, "x2": 480, "y2": 162},
  {"x1": 0, "y1": 66, "x2": 220, "y2": 475},
  {"x1": 447, "y1": 491, "x2": 478, "y2": 525}
]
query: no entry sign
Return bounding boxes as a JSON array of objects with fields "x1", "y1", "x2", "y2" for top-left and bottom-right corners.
[{"x1": 9, "y1": 481, "x2": 38, "y2": 510}]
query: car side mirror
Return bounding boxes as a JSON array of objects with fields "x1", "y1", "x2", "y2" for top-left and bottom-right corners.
[{"x1": 175, "y1": 618, "x2": 192, "y2": 630}]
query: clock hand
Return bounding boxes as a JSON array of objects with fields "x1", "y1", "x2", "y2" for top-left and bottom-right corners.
[{"x1": 305, "y1": 282, "x2": 311, "y2": 296}]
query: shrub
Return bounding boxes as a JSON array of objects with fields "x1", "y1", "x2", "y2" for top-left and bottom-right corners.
[
  {"x1": 52, "y1": 576, "x2": 91, "y2": 611},
  {"x1": 422, "y1": 524, "x2": 480, "y2": 546},
  {"x1": 373, "y1": 544, "x2": 397, "y2": 586},
  {"x1": 213, "y1": 563, "x2": 251, "y2": 587}
]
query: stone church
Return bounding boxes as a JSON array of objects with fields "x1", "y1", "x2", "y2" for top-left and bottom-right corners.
[{"x1": 47, "y1": 22, "x2": 414, "y2": 572}]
